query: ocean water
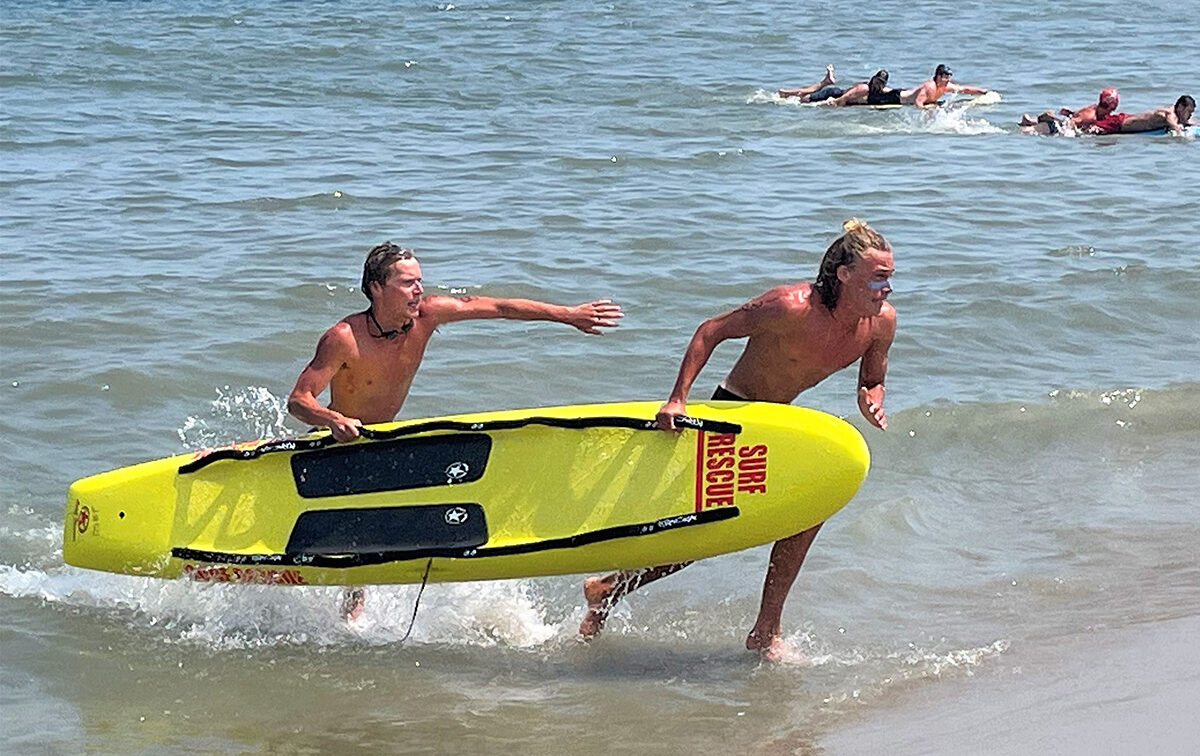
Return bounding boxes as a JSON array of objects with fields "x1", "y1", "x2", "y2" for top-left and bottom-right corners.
[{"x1": 2, "y1": 1, "x2": 1197, "y2": 754}]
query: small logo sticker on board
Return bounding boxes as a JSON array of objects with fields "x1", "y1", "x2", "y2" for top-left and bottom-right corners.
[
  {"x1": 444, "y1": 506, "x2": 469, "y2": 525},
  {"x1": 445, "y1": 461, "x2": 470, "y2": 481}
]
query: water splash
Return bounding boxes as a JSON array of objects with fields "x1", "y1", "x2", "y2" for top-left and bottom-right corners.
[
  {"x1": 177, "y1": 385, "x2": 292, "y2": 449},
  {"x1": 748, "y1": 87, "x2": 790, "y2": 105},
  {"x1": 750, "y1": 87, "x2": 1003, "y2": 134},
  {"x1": 0, "y1": 560, "x2": 563, "y2": 651},
  {"x1": 918, "y1": 107, "x2": 1006, "y2": 135}
]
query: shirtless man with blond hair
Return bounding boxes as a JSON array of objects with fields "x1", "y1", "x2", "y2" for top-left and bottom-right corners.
[
  {"x1": 903, "y1": 63, "x2": 990, "y2": 107},
  {"x1": 579, "y1": 219, "x2": 896, "y2": 659},
  {"x1": 289, "y1": 241, "x2": 622, "y2": 618},
  {"x1": 289, "y1": 242, "x2": 622, "y2": 440}
]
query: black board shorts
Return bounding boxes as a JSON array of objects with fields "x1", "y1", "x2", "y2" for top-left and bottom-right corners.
[
  {"x1": 867, "y1": 89, "x2": 903, "y2": 106},
  {"x1": 711, "y1": 385, "x2": 748, "y2": 401}
]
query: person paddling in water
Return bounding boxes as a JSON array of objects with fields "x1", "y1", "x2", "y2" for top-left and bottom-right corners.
[
  {"x1": 865, "y1": 70, "x2": 904, "y2": 106},
  {"x1": 1088, "y1": 94, "x2": 1194, "y2": 135},
  {"x1": 1019, "y1": 87, "x2": 1120, "y2": 135},
  {"x1": 288, "y1": 241, "x2": 623, "y2": 620},
  {"x1": 579, "y1": 219, "x2": 896, "y2": 659},
  {"x1": 777, "y1": 64, "x2": 844, "y2": 102},
  {"x1": 819, "y1": 69, "x2": 893, "y2": 107},
  {"x1": 1058, "y1": 87, "x2": 1120, "y2": 130},
  {"x1": 901, "y1": 63, "x2": 990, "y2": 107}
]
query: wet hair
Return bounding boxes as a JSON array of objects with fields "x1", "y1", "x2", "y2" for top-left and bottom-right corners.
[
  {"x1": 361, "y1": 241, "x2": 415, "y2": 302},
  {"x1": 812, "y1": 219, "x2": 892, "y2": 311},
  {"x1": 1176, "y1": 94, "x2": 1196, "y2": 110},
  {"x1": 868, "y1": 69, "x2": 890, "y2": 96},
  {"x1": 934, "y1": 64, "x2": 952, "y2": 79}
]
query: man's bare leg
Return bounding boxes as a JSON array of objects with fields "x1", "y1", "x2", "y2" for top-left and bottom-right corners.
[
  {"x1": 777, "y1": 64, "x2": 836, "y2": 98},
  {"x1": 745, "y1": 522, "x2": 824, "y2": 659},
  {"x1": 1020, "y1": 111, "x2": 1065, "y2": 135},
  {"x1": 579, "y1": 562, "x2": 692, "y2": 638}
]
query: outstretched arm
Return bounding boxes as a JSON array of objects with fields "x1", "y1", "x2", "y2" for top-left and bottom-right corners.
[
  {"x1": 822, "y1": 83, "x2": 865, "y2": 107},
  {"x1": 948, "y1": 83, "x2": 989, "y2": 96},
  {"x1": 422, "y1": 295, "x2": 622, "y2": 334},
  {"x1": 856, "y1": 308, "x2": 896, "y2": 430},
  {"x1": 656, "y1": 294, "x2": 778, "y2": 429},
  {"x1": 287, "y1": 324, "x2": 363, "y2": 441},
  {"x1": 1164, "y1": 108, "x2": 1184, "y2": 134}
]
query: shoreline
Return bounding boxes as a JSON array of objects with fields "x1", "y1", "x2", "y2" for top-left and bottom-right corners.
[{"x1": 824, "y1": 613, "x2": 1200, "y2": 755}]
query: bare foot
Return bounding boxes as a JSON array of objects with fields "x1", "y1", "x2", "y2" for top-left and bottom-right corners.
[
  {"x1": 760, "y1": 636, "x2": 790, "y2": 662},
  {"x1": 823, "y1": 64, "x2": 836, "y2": 86},
  {"x1": 746, "y1": 626, "x2": 785, "y2": 660},
  {"x1": 579, "y1": 575, "x2": 614, "y2": 639},
  {"x1": 1019, "y1": 113, "x2": 1036, "y2": 127},
  {"x1": 340, "y1": 587, "x2": 365, "y2": 622}
]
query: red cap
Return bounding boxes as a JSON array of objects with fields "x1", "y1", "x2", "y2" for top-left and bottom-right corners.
[{"x1": 1099, "y1": 88, "x2": 1119, "y2": 108}]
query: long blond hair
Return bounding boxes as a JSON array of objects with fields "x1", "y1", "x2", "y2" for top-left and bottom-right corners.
[{"x1": 812, "y1": 219, "x2": 891, "y2": 310}]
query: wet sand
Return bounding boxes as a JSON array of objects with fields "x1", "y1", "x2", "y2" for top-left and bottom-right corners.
[{"x1": 825, "y1": 614, "x2": 1200, "y2": 755}]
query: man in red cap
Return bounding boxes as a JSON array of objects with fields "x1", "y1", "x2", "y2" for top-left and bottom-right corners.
[
  {"x1": 1062, "y1": 88, "x2": 1120, "y2": 129},
  {"x1": 1019, "y1": 87, "x2": 1119, "y2": 134}
]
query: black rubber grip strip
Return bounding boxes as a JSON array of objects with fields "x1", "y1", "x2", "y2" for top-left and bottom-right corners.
[
  {"x1": 171, "y1": 506, "x2": 739, "y2": 568},
  {"x1": 178, "y1": 414, "x2": 741, "y2": 474}
]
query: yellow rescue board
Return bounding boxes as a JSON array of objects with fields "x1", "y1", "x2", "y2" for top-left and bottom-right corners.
[{"x1": 63, "y1": 401, "x2": 869, "y2": 586}]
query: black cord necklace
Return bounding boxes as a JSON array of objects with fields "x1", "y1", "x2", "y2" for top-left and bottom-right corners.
[{"x1": 367, "y1": 307, "x2": 413, "y2": 340}]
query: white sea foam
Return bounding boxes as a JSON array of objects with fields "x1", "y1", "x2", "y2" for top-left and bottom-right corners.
[
  {"x1": 750, "y1": 86, "x2": 1004, "y2": 134},
  {"x1": 177, "y1": 385, "x2": 292, "y2": 449},
  {"x1": 748, "y1": 87, "x2": 793, "y2": 105},
  {"x1": 0, "y1": 561, "x2": 562, "y2": 651},
  {"x1": 919, "y1": 108, "x2": 1006, "y2": 135}
]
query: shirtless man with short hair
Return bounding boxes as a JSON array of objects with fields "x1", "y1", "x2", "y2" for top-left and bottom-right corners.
[
  {"x1": 903, "y1": 63, "x2": 990, "y2": 107},
  {"x1": 578, "y1": 219, "x2": 896, "y2": 660},
  {"x1": 289, "y1": 241, "x2": 623, "y2": 618},
  {"x1": 1089, "y1": 94, "x2": 1195, "y2": 135}
]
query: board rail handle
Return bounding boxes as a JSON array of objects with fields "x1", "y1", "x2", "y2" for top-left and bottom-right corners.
[{"x1": 178, "y1": 414, "x2": 742, "y2": 475}]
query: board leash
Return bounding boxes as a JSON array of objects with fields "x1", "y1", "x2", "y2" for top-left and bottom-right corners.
[{"x1": 399, "y1": 558, "x2": 433, "y2": 644}]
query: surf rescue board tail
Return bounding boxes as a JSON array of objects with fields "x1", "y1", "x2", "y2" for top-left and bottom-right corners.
[{"x1": 64, "y1": 401, "x2": 869, "y2": 586}]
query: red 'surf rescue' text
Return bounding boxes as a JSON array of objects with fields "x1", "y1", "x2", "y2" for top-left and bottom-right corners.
[{"x1": 695, "y1": 432, "x2": 768, "y2": 511}]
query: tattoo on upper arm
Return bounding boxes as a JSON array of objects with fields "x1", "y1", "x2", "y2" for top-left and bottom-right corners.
[{"x1": 738, "y1": 300, "x2": 765, "y2": 313}]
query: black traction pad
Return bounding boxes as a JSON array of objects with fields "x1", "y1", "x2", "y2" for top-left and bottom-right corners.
[
  {"x1": 285, "y1": 503, "x2": 488, "y2": 556},
  {"x1": 291, "y1": 433, "x2": 491, "y2": 498}
]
